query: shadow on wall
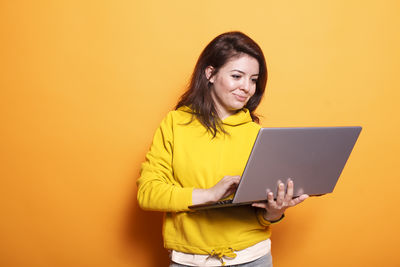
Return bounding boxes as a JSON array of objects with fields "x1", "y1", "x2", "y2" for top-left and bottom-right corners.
[{"x1": 122, "y1": 188, "x2": 170, "y2": 267}]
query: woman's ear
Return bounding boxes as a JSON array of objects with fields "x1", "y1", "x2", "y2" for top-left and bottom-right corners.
[{"x1": 205, "y1": 66, "x2": 215, "y2": 83}]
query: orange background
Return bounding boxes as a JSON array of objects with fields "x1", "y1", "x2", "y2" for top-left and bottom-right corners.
[{"x1": 1, "y1": 1, "x2": 399, "y2": 266}]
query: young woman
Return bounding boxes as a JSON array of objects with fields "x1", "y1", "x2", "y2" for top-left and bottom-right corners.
[{"x1": 137, "y1": 31, "x2": 308, "y2": 267}]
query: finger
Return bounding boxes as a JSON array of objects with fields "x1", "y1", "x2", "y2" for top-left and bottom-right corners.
[
  {"x1": 227, "y1": 183, "x2": 237, "y2": 192},
  {"x1": 225, "y1": 176, "x2": 241, "y2": 193},
  {"x1": 284, "y1": 179, "x2": 294, "y2": 203},
  {"x1": 224, "y1": 175, "x2": 240, "y2": 184},
  {"x1": 266, "y1": 191, "x2": 275, "y2": 207},
  {"x1": 232, "y1": 176, "x2": 241, "y2": 184},
  {"x1": 299, "y1": 194, "x2": 309, "y2": 201},
  {"x1": 226, "y1": 180, "x2": 239, "y2": 191},
  {"x1": 223, "y1": 176, "x2": 239, "y2": 186},
  {"x1": 290, "y1": 194, "x2": 309, "y2": 206},
  {"x1": 224, "y1": 175, "x2": 234, "y2": 181},
  {"x1": 221, "y1": 186, "x2": 237, "y2": 199},
  {"x1": 214, "y1": 177, "x2": 237, "y2": 199},
  {"x1": 230, "y1": 179, "x2": 240, "y2": 188},
  {"x1": 252, "y1": 202, "x2": 267, "y2": 209},
  {"x1": 276, "y1": 183, "x2": 285, "y2": 207}
]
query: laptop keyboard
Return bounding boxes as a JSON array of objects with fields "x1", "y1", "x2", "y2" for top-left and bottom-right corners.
[{"x1": 216, "y1": 199, "x2": 233, "y2": 205}]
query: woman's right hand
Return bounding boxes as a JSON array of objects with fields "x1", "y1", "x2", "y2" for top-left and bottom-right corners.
[{"x1": 192, "y1": 176, "x2": 240, "y2": 205}]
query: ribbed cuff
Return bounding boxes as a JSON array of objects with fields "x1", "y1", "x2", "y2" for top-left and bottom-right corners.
[
  {"x1": 256, "y1": 209, "x2": 285, "y2": 227},
  {"x1": 174, "y1": 187, "x2": 195, "y2": 212}
]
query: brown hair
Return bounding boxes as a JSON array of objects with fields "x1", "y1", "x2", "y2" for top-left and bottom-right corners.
[{"x1": 176, "y1": 31, "x2": 267, "y2": 136}]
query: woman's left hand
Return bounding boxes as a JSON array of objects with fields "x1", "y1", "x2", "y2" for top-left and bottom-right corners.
[{"x1": 252, "y1": 179, "x2": 309, "y2": 222}]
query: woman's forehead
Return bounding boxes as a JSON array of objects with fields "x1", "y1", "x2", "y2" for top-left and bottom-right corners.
[{"x1": 221, "y1": 54, "x2": 259, "y2": 74}]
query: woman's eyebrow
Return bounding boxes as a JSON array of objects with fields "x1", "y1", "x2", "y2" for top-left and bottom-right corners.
[{"x1": 231, "y1": 69, "x2": 259, "y2": 76}]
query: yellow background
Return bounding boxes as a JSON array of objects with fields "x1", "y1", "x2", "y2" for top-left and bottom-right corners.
[{"x1": 1, "y1": 0, "x2": 399, "y2": 266}]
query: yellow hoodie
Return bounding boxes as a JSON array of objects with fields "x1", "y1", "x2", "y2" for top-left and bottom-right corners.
[{"x1": 137, "y1": 106, "x2": 276, "y2": 258}]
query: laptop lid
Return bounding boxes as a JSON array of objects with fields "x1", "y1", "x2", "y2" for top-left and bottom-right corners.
[
  {"x1": 189, "y1": 126, "x2": 362, "y2": 210},
  {"x1": 232, "y1": 126, "x2": 362, "y2": 203}
]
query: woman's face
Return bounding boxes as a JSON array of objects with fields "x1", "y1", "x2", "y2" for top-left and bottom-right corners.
[{"x1": 206, "y1": 54, "x2": 259, "y2": 120}]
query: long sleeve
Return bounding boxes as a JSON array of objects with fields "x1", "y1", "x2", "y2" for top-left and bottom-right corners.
[{"x1": 136, "y1": 112, "x2": 194, "y2": 212}]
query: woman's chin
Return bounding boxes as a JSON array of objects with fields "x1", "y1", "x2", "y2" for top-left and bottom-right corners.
[{"x1": 231, "y1": 101, "x2": 247, "y2": 110}]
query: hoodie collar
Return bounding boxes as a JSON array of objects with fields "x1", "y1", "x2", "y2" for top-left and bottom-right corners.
[
  {"x1": 178, "y1": 106, "x2": 253, "y2": 126},
  {"x1": 222, "y1": 108, "x2": 253, "y2": 126}
]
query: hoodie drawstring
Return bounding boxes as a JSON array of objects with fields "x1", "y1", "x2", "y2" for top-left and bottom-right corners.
[{"x1": 208, "y1": 247, "x2": 237, "y2": 266}]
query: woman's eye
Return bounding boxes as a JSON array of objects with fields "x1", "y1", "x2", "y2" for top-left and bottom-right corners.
[
  {"x1": 231, "y1": 75, "x2": 241, "y2": 79},
  {"x1": 252, "y1": 78, "x2": 258, "y2": 83}
]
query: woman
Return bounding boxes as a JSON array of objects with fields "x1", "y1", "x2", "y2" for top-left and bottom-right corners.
[{"x1": 137, "y1": 31, "x2": 308, "y2": 267}]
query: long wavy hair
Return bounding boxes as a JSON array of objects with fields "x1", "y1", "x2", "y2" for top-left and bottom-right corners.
[{"x1": 176, "y1": 31, "x2": 267, "y2": 137}]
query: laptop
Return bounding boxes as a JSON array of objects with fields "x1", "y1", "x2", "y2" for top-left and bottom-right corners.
[{"x1": 189, "y1": 126, "x2": 362, "y2": 210}]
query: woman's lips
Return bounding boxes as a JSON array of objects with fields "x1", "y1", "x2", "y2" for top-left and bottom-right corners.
[{"x1": 233, "y1": 94, "x2": 247, "y2": 102}]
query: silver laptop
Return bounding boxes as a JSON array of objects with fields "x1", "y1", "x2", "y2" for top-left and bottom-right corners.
[{"x1": 189, "y1": 126, "x2": 362, "y2": 210}]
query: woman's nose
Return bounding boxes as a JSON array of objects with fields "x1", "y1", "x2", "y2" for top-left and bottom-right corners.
[{"x1": 240, "y1": 79, "x2": 251, "y2": 92}]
